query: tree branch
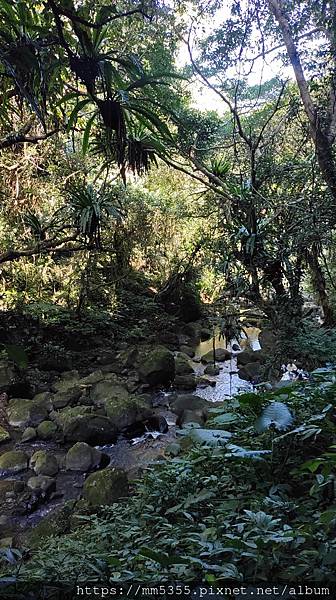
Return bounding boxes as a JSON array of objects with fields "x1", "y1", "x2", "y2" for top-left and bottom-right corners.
[
  {"x1": 186, "y1": 34, "x2": 251, "y2": 147},
  {"x1": 0, "y1": 129, "x2": 58, "y2": 151},
  {"x1": 0, "y1": 233, "x2": 79, "y2": 265},
  {"x1": 48, "y1": 2, "x2": 150, "y2": 30}
]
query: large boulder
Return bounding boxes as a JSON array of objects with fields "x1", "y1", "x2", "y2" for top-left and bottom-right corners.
[
  {"x1": 90, "y1": 381, "x2": 129, "y2": 407},
  {"x1": 201, "y1": 348, "x2": 231, "y2": 363},
  {"x1": 170, "y1": 394, "x2": 211, "y2": 415},
  {"x1": 22, "y1": 427, "x2": 36, "y2": 442},
  {"x1": 51, "y1": 405, "x2": 93, "y2": 429},
  {"x1": 182, "y1": 322, "x2": 202, "y2": 341},
  {"x1": 6, "y1": 399, "x2": 32, "y2": 428},
  {"x1": 30, "y1": 450, "x2": 59, "y2": 476},
  {"x1": 200, "y1": 328, "x2": 212, "y2": 341},
  {"x1": 52, "y1": 387, "x2": 83, "y2": 410},
  {"x1": 51, "y1": 371, "x2": 80, "y2": 393},
  {"x1": 27, "y1": 475, "x2": 56, "y2": 495},
  {"x1": 138, "y1": 346, "x2": 175, "y2": 386},
  {"x1": 63, "y1": 414, "x2": 118, "y2": 445},
  {"x1": 6, "y1": 397, "x2": 49, "y2": 429},
  {"x1": 176, "y1": 409, "x2": 207, "y2": 428},
  {"x1": 90, "y1": 382, "x2": 152, "y2": 432},
  {"x1": 174, "y1": 353, "x2": 194, "y2": 376},
  {"x1": 79, "y1": 370, "x2": 105, "y2": 385},
  {"x1": 174, "y1": 375, "x2": 197, "y2": 390},
  {"x1": 24, "y1": 500, "x2": 79, "y2": 547},
  {"x1": 238, "y1": 362, "x2": 262, "y2": 382},
  {"x1": 37, "y1": 420, "x2": 58, "y2": 440},
  {"x1": 83, "y1": 467, "x2": 128, "y2": 506},
  {"x1": 237, "y1": 349, "x2": 265, "y2": 366},
  {"x1": 204, "y1": 364, "x2": 220, "y2": 376},
  {"x1": 65, "y1": 442, "x2": 103, "y2": 472},
  {"x1": 105, "y1": 397, "x2": 152, "y2": 431},
  {"x1": 0, "y1": 450, "x2": 28, "y2": 474},
  {"x1": 32, "y1": 392, "x2": 53, "y2": 412}
]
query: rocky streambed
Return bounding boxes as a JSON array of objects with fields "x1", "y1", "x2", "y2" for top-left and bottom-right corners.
[{"x1": 0, "y1": 320, "x2": 270, "y2": 548}]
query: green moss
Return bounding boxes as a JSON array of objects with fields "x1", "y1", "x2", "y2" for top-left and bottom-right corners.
[
  {"x1": 83, "y1": 468, "x2": 128, "y2": 506},
  {"x1": 37, "y1": 420, "x2": 58, "y2": 440},
  {"x1": 0, "y1": 450, "x2": 28, "y2": 473}
]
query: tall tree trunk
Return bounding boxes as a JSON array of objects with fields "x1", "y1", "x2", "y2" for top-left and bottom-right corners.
[
  {"x1": 307, "y1": 246, "x2": 336, "y2": 326},
  {"x1": 267, "y1": 0, "x2": 336, "y2": 202}
]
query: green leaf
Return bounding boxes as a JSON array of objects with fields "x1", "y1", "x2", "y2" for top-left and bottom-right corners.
[
  {"x1": 255, "y1": 402, "x2": 293, "y2": 432},
  {"x1": 138, "y1": 547, "x2": 188, "y2": 566},
  {"x1": 66, "y1": 99, "x2": 91, "y2": 133},
  {"x1": 211, "y1": 412, "x2": 238, "y2": 425},
  {"x1": 82, "y1": 113, "x2": 96, "y2": 155},
  {"x1": 187, "y1": 428, "x2": 232, "y2": 447}
]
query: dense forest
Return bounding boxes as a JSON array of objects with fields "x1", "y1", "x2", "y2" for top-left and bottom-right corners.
[{"x1": 0, "y1": 0, "x2": 336, "y2": 597}]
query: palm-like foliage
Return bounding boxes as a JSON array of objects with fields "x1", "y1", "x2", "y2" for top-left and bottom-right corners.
[
  {"x1": 0, "y1": 0, "x2": 181, "y2": 178},
  {"x1": 210, "y1": 156, "x2": 230, "y2": 178},
  {"x1": 0, "y1": 0, "x2": 57, "y2": 129},
  {"x1": 66, "y1": 183, "x2": 121, "y2": 247},
  {"x1": 22, "y1": 211, "x2": 46, "y2": 241}
]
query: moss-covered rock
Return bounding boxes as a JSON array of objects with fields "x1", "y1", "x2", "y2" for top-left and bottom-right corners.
[
  {"x1": 52, "y1": 386, "x2": 83, "y2": 410},
  {"x1": 174, "y1": 374, "x2": 197, "y2": 390},
  {"x1": 170, "y1": 394, "x2": 211, "y2": 414},
  {"x1": 64, "y1": 414, "x2": 118, "y2": 445},
  {"x1": 238, "y1": 362, "x2": 262, "y2": 382},
  {"x1": 37, "y1": 420, "x2": 58, "y2": 440},
  {"x1": 0, "y1": 425, "x2": 10, "y2": 443},
  {"x1": 25, "y1": 501, "x2": 77, "y2": 548},
  {"x1": 0, "y1": 450, "x2": 28, "y2": 474},
  {"x1": 105, "y1": 396, "x2": 152, "y2": 431},
  {"x1": 164, "y1": 442, "x2": 181, "y2": 457},
  {"x1": 204, "y1": 364, "x2": 220, "y2": 376},
  {"x1": 174, "y1": 353, "x2": 194, "y2": 376},
  {"x1": 90, "y1": 382, "x2": 152, "y2": 431},
  {"x1": 30, "y1": 450, "x2": 59, "y2": 476},
  {"x1": 91, "y1": 381, "x2": 129, "y2": 407},
  {"x1": 65, "y1": 442, "x2": 102, "y2": 472},
  {"x1": 6, "y1": 399, "x2": 32, "y2": 428},
  {"x1": 32, "y1": 392, "x2": 53, "y2": 412},
  {"x1": 0, "y1": 479, "x2": 17, "y2": 500},
  {"x1": 83, "y1": 467, "x2": 128, "y2": 506},
  {"x1": 50, "y1": 405, "x2": 93, "y2": 429},
  {"x1": 237, "y1": 349, "x2": 265, "y2": 366},
  {"x1": 201, "y1": 348, "x2": 231, "y2": 363},
  {"x1": 21, "y1": 427, "x2": 37, "y2": 442},
  {"x1": 79, "y1": 370, "x2": 105, "y2": 385},
  {"x1": 179, "y1": 345, "x2": 195, "y2": 358},
  {"x1": 138, "y1": 346, "x2": 175, "y2": 386},
  {"x1": 6, "y1": 397, "x2": 49, "y2": 429},
  {"x1": 0, "y1": 537, "x2": 13, "y2": 548},
  {"x1": 27, "y1": 475, "x2": 56, "y2": 494},
  {"x1": 176, "y1": 408, "x2": 207, "y2": 428},
  {"x1": 52, "y1": 370, "x2": 80, "y2": 393}
]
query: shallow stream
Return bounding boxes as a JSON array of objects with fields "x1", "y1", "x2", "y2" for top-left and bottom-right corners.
[{"x1": 0, "y1": 326, "x2": 262, "y2": 541}]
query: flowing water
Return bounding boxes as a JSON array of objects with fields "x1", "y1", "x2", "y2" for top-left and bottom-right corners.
[{"x1": 192, "y1": 326, "x2": 261, "y2": 402}]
